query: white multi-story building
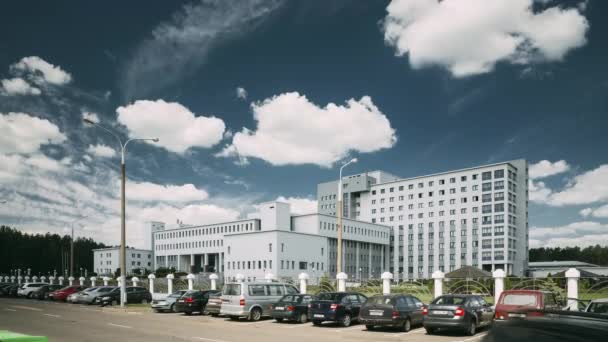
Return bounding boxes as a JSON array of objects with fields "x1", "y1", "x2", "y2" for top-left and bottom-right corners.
[
  {"x1": 317, "y1": 159, "x2": 529, "y2": 279},
  {"x1": 151, "y1": 201, "x2": 391, "y2": 282},
  {"x1": 93, "y1": 247, "x2": 153, "y2": 276}
]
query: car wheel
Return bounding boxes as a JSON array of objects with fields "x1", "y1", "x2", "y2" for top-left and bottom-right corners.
[
  {"x1": 340, "y1": 314, "x2": 352, "y2": 327},
  {"x1": 425, "y1": 327, "x2": 435, "y2": 335},
  {"x1": 366, "y1": 325, "x2": 374, "y2": 331},
  {"x1": 185, "y1": 311, "x2": 192, "y2": 316},
  {"x1": 229, "y1": 316, "x2": 240, "y2": 321},
  {"x1": 312, "y1": 320, "x2": 322, "y2": 326},
  {"x1": 170, "y1": 304, "x2": 176, "y2": 313},
  {"x1": 26, "y1": 293, "x2": 32, "y2": 299},
  {"x1": 401, "y1": 318, "x2": 411, "y2": 332},
  {"x1": 211, "y1": 313, "x2": 219, "y2": 317},
  {"x1": 250, "y1": 308, "x2": 262, "y2": 321},
  {"x1": 299, "y1": 312, "x2": 308, "y2": 324},
  {"x1": 466, "y1": 320, "x2": 476, "y2": 336},
  {"x1": 275, "y1": 318, "x2": 284, "y2": 323},
  {"x1": 111, "y1": 299, "x2": 118, "y2": 306}
]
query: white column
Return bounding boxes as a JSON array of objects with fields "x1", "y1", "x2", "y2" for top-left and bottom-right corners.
[
  {"x1": 48, "y1": 276, "x2": 54, "y2": 284},
  {"x1": 187, "y1": 274, "x2": 195, "y2": 290},
  {"x1": 337, "y1": 272, "x2": 347, "y2": 292},
  {"x1": 40, "y1": 276, "x2": 46, "y2": 283},
  {"x1": 90, "y1": 277, "x2": 97, "y2": 287},
  {"x1": 190, "y1": 254, "x2": 195, "y2": 272},
  {"x1": 148, "y1": 274, "x2": 156, "y2": 295},
  {"x1": 79, "y1": 277, "x2": 85, "y2": 286},
  {"x1": 103, "y1": 276, "x2": 110, "y2": 286},
  {"x1": 493, "y1": 269, "x2": 505, "y2": 305},
  {"x1": 57, "y1": 276, "x2": 63, "y2": 285},
  {"x1": 219, "y1": 253, "x2": 223, "y2": 274},
  {"x1": 209, "y1": 274, "x2": 218, "y2": 290},
  {"x1": 393, "y1": 228, "x2": 400, "y2": 282},
  {"x1": 167, "y1": 274, "x2": 174, "y2": 294},
  {"x1": 132, "y1": 277, "x2": 139, "y2": 287},
  {"x1": 355, "y1": 242, "x2": 360, "y2": 281},
  {"x1": 68, "y1": 276, "x2": 74, "y2": 286},
  {"x1": 265, "y1": 273, "x2": 275, "y2": 283},
  {"x1": 566, "y1": 268, "x2": 581, "y2": 311},
  {"x1": 177, "y1": 254, "x2": 181, "y2": 271},
  {"x1": 381, "y1": 272, "x2": 393, "y2": 295},
  {"x1": 298, "y1": 273, "x2": 309, "y2": 294},
  {"x1": 18, "y1": 276, "x2": 23, "y2": 285},
  {"x1": 432, "y1": 270, "x2": 445, "y2": 299},
  {"x1": 368, "y1": 246, "x2": 372, "y2": 279}
]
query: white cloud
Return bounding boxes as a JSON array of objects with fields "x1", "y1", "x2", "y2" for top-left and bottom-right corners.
[
  {"x1": 0, "y1": 112, "x2": 66, "y2": 154},
  {"x1": 529, "y1": 160, "x2": 570, "y2": 179},
  {"x1": 276, "y1": 196, "x2": 317, "y2": 215},
  {"x1": 82, "y1": 111, "x2": 100, "y2": 124},
  {"x1": 549, "y1": 164, "x2": 608, "y2": 206},
  {"x1": 126, "y1": 182, "x2": 209, "y2": 203},
  {"x1": 135, "y1": 204, "x2": 240, "y2": 228},
  {"x1": 530, "y1": 221, "x2": 608, "y2": 248},
  {"x1": 219, "y1": 92, "x2": 396, "y2": 167},
  {"x1": 529, "y1": 180, "x2": 553, "y2": 204},
  {"x1": 24, "y1": 154, "x2": 66, "y2": 173},
  {"x1": 236, "y1": 86, "x2": 248, "y2": 100},
  {"x1": 117, "y1": 99, "x2": 225, "y2": 154},
  {"x1": 579, "y1": 208, "x2": 593, "y2": 217},
  {"x1": 1, "y1": 77, "x2": 41, "y2": 96},
  {"x1": 11, "y1": 56, "x2": 72, "y2": 85},
  {"x1": 86, "y1": 144, "x2": 116, "y2": 158},
  {"x1": 383, "y1": 0, "x2": 589, "y2": 77},
  {"x1": 579, "y1": 204, "x2": 608, "y2": 219}
]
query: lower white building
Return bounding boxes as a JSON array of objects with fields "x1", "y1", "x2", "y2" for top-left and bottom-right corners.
[
  {"x1": 93, "y1": 247, "x2": 153, "y2": 276},
  {"x1": 151, "y1": 201, "x2": 391, "y2": 282}
]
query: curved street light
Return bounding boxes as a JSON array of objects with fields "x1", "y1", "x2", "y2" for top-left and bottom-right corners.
[
  {"x1": 84, "y1": 118, "x2": 158, "y2": 307},
  {"x1": 336, "y1": 158, "x2": 358, "y2": 275}
]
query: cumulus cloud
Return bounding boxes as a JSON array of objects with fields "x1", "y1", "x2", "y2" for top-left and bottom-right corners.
[
  {"x1": 117, "y1": 99, "x2": 225, "y2": 154},
  {"x1": 382, "y1": 0, "x2": 589, "y2": 77},
  {"x1": 276, "y1": 196, "x2": 317, "y2": 215},
  {"x1": 549, "y1": 164, "x2": 608, "y2": 206},
  {"x1": 135, "y1": 204, "x2": 240, "y2": 228},
  {"x1": 0, "y1": 112, "x2": 66, "y2": 154},
  {"x1": 24, "y1": 154, "x2": 66, "y2": 173},
  {"x1": 1, "y1": 77, "x2": 41, "y2": 96},
  {"x1": 82, "y1": 111, "x2": 100, "y2": 124},
  {"x1": 530, "y1": 221, "x2": 608, "y2": 248},
  {"x1": 86, "y1": 144, "x2": 116, "y2": 158},
  {"x1": 126, "y1": 182, "x2": 209, "y2": 203},
  {"x1": 122, "y1": 0, "x2": 282, "y2": 99},
  {"x1": 11, "y1": 56, "x2": 72, "y2": 85},
  {"x1": 236, "y1": 86, "x2": 248, "y2": 100},
  {"x1": 218, "y1": 92, "x2": 396, "y2": 167},
  {"x1": 529, "y1": 160, "x2": 570, "y2": 179},
  {"x1": 579, "y1": 204, "x2": 608, "y2": 218}
]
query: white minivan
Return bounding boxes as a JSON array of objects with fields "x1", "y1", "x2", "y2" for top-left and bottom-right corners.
[{"x1": 220, "y1": 282, "x2": 299, "y2": 321}]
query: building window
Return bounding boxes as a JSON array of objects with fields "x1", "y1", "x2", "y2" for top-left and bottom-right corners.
[
  {"x1": 494, "y1": 169, "x2": 505, "y2": 178},
  {"x1": 482, "y1": 171, "x2": 492, "y2": 180},
  {"x1": 269, "y1": 243, "x2": 272, "y2": 252}
]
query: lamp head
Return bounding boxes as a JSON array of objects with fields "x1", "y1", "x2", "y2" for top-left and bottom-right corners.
[
  {"x1": 152, "y1": 138, "x2": 160, "y2": 143},
  {"x1": 351, "y1": 158, "x2": 358, "y2": 163},
  {"x1": 83, "y1": 118, "x2": 95, "y2": 125}
]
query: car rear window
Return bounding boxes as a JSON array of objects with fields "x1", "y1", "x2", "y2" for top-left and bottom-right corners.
[
  {"x1": 222, "y1": 284, "x2": 241, "y2": 296},
  {"x1": 502, "y1": 294, "x2": 538, "y2": 306},
  {"x1": 317, "y1": 293, "x2": 343, "y2": 301},
  {"x1": 432, "y1": 296, "x2": 466, "y2": 305},
  {"x1": 367, "y1": 296, "x2": 394, "y2": 305},
  {"x1": 279, "y1": 295, "x2": 296, "y2": 303}
]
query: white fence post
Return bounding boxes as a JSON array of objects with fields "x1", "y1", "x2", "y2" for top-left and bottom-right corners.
[
  {"x1": 381, "y1": 272, "x2": 393, "y2": 295},
  {"x1": 566, "y1": 268, "x2": 581, "y2": 311},
  {"x1": 103, "y1": 276, "x2": 109, "y2": 286},
  {"x1": 210, "y1": 274, "x2": 218, "y2": 290},
  {"x1": 25, "y1": 276, "x2": 30, "y2": 283},
  {"x1": 132, "y1": 277, "x2": 139, "y2": 287},
  {"x1": 48, "y1": 276, "x2": 54, "y2": 284},
  {"x1": 432, "y1": 271, "x2": 445, "y2": 299},
  {"x1": 11, "y1": 276, "x2": 16, "y2": 283},
  {"x1": 90, "y1": 277, "x2": 96, "y2": 287},
  {"x1": 32, "y1": 276, "x2": 38, "y2": 282},
  {"x1": 58, "y1": 276, "x2": 63, "y2": 285},
  {"x1": 167, "y1": 274, "x2": 174, "y2": 294},
  {"x1": 18, "y1": 276, "x2": 23, "y2": 285},
  {"x1": 187, "y1": 274, "x2": 195, "y2": 290},
  {"x1": 337, "y1": 272, "x2": 347, "y2": 292},
  {"x1": 148, "y1": 274, "x2": 155, "y2": 295},
  {"x1": 40, "y1": 276, "x2": 46, "y2": 283},
  {"x1": 493, "y1": 269, "x2": 505, "y2": 305},
  {"x1": 79, "y1": 277, "x2": 85, "y2": 286},
  {"x1": 299, "y1": 273, "x2": 309, "y2": 294},
  {"x1": 68, "y1": 276, "x2": 74, "y2": 286}
]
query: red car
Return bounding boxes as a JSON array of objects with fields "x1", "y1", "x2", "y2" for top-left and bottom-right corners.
[
  {"x1": 494, "y1": 290, "x2": 562, "y2": 321},
  {"x1": 48, "y1": 285, "x2": 85, "y2": 302}
]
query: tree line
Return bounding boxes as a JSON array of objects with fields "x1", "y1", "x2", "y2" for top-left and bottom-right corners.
[
  {"x1": 0, "y1": 225, "x2": 106, "y2": 277},
  {"x1": 529, "y1": 245, "x2": 608, "y2": 266}
]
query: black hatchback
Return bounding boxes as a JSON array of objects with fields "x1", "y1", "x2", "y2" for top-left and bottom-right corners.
[
  {"x1": 423, "y1": 294, "x2": 494, "y2": 336},
  {"x1": 32, "y1": 284, "x2": 63, "y2": 300},
  {"x1": 359, "y1": 294, "x2": 425, "y2": 332},
  {"x1": 175, "y1": 290, "x2": 221, "y2": 315},
  {"x1": 309, "y1": 292, "x2": 368, "y2": 327},
  {"x1": 271, "y1": 294, "x2": 316, "y2": 323}
]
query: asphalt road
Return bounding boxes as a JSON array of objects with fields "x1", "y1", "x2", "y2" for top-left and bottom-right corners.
[{"x1": 0, "y1": 298, "x2": 489, "y2": 342}]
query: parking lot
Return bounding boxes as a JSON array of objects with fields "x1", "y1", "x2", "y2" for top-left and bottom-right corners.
[{"x1": 0, "y1": 297, "x2": 490, "y2": 342}]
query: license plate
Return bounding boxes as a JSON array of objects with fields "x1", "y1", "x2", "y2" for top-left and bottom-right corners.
[
  {"x1": 370, "y1": 310, "x2": 383, "y2": 316},
  {"x1": 508, "y1": 313, "x2": 526, "y2": 318},
  {"x1": 432, "y1": 310, "x2": 449, "y2": 315},
  {"x1": 314, "y1": 314, "x2": 324, "y2": 318},
  {"x1": 275, "y1": 307, "x2": 284, "y2": 311}
]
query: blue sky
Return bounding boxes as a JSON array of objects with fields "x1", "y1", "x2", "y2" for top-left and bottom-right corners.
[{"x1": 0, "y1": 0, "x2": 606, "y2": 248}]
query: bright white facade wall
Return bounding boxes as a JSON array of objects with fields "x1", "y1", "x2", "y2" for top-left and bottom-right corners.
[{"x1": 93, "y1": 247, "x2": 153, "y2": 276}]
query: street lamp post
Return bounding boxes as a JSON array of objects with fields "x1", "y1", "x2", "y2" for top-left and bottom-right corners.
[
  {"x1": 70, "y1": 215, "x2": 88, "y2": 278},
  {"x1": 84, "y1": 118, "x2": 158, "y2": 307},
  {"x1": 336, "y1": 158, "x2": 357, "y2": 275}
]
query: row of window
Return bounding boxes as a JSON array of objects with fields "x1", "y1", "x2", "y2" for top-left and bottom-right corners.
[
  {"x1": 319, "y1": 221, "x2": 389, "y2": 238},
  {"x1": 155, "y1": 222, "x2": 256, "y2": 240},
  {"x1": 156, "y1": 239, "x2": 223, "y2": 251}
]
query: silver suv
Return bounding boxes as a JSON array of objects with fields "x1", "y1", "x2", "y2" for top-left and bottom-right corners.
[{"x1": 220, "y1": 282, "x2": 299, "y2": 321}]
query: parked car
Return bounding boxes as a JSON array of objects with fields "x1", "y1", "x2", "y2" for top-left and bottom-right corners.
[
  {"x1": 220, "y1": 282, "x2": 300, "y2": 321},
  {"x1": 423, "y1": 294, "x2": 494, "y2": 336},
  {"x1": 31, "y1": 284, "x2": 63, "y2": 300},
  {"x1": 17, "y1": 283, "x2": 48, "y2": 298},
  {"x1": 0, "y1": 284, "x2": 19, "y2": 297},
  {"x1": 96, "y1": 286, "x2": 152, "y2": 306},
  {"x1": 75, "y1": 286, "x2": 116, "y2": 304},
  {"x1": 359, "y1": 294, "x2": 425, "y2": 332},
  {"x1": 271, "y1": 294, "x2": 316, "y2": 323},
  {"x1": 204, "y1": 292, "x2": 222, "y2": 316},
  {"x1": 175, "y1": 290, "x2": 221, "y2": 315},
  {"x1": 49, "y1": 285, "x2": 85, "y2": 302},
  {"x1": 309, "y1": 292, "x2": 368, "y2": 327},
  {"x1": 583, "y1": 298, "x2": 608, "y2": 315},
  {"x1": 151, "y1": 290, "x2": 188, "y2": 313},
  {"x1": 494, "y1": 290, "x2": 561, "y2": 321}
]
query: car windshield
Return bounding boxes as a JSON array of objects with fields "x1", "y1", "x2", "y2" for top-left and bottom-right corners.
[
  {"x1": 587, "y1": 302, "x2": 608, "y2": 314},
  {"x1": 222, "y1": 284, "x2": 241, "y2": 296},
  {"x1": 84, "y1": 287, "x2": 97, "y2": 292},
  {"x1": 316, "y1": 293, "x2": 343, "y2": 301},
  {"x1": 97, "y1": 287, "x2": 114, "y2": 293},
  {"x1": 432, "y1": 296, "x2": 466, "y2": 305},
  {"x1": 502, "y1": 294, "x2": 538, "y2": 306},
  {"x1": 366, "y1": 296, "x2": 395, "y2": 305},
  {"x1": 168, "y1": 291, "x2": 185, "y2": 298}
]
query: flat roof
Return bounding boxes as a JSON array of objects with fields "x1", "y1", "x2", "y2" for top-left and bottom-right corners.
[
  {"x1": 92, "y1": 247, "x2": 152, "y2": 252},
  {"x1": 292, "y1": 213, "x2": 392, "y2": 230},
  {"x1": 528, "y1": 261, "x2": 599, "y2": 268},
  {"x1": 154, "y1": 218, "x2": 260, "y2": 234}
]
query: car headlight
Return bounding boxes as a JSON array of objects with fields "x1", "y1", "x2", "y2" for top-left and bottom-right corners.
[{"x1": 102, "y1": 296, "x2": 111, "y2": 300}]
